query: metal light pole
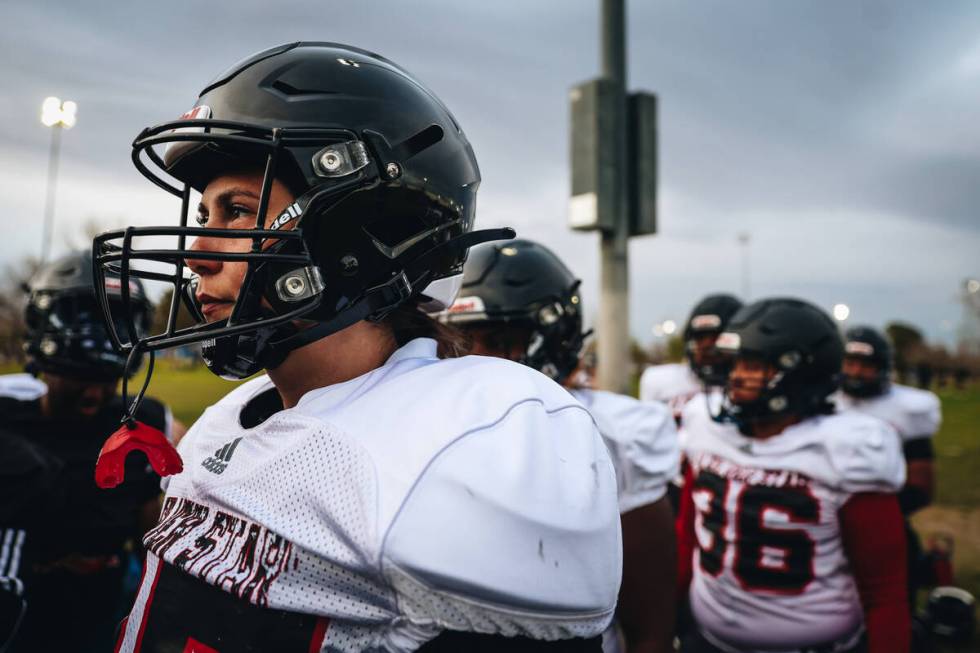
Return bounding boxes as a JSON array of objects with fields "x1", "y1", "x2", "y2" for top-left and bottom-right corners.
[
  {"x1": 40, "y1": 97, "x2": 77, "y2": 264},
  {"x1": 596, "y1": 0, "x2": 630, "y2": 395},
  {"x1": 737, "y1": 231, "x2": 750, "y2": 300}
]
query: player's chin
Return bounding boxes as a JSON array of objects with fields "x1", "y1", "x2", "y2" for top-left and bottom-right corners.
[{"x1": 728, "y1": 389, "x2": 761, "y2": 405}]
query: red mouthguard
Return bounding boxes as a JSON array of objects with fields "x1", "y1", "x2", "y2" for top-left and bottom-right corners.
[{"x1": 95, "y1": 420, "x2": 184, "y2": 489}]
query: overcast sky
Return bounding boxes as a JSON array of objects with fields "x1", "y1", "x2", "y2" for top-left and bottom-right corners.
[{"x1": 2, "y1": 0, "x2": 978, "y2": 345}]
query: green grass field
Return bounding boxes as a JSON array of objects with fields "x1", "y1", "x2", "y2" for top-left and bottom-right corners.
[{"x1": 911, "y1": 382, "x2": 980, "y2": 647}]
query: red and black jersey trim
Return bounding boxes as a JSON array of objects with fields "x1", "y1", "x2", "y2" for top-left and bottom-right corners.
[{"x1": 116, "y1": 557, "x2": 328, "y2": 653}]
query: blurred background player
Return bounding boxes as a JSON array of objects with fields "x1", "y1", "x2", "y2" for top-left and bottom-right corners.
[
  {"x1": 835, "y1": 326, "x2": 944, "y2": 602},
  {"x1": 676, "y1": 298, "x2": 910, "y2": 653},
  {"x1": 639, "y1": 294, "x2": 743, "y2": 421},
  {"x1": 443, "y1": 239, "x2": 680, "y2": 653},
  {"x1": 836, "y1": 326, "x2": 940, "y2": 517},
  {"x1": 0, "y1": 250, "x2": 183, "y2": 652}
]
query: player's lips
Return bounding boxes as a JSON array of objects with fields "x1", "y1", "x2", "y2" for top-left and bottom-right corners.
[{"x1": 197, "y1": 293, "x2": 234, "y2": 320}]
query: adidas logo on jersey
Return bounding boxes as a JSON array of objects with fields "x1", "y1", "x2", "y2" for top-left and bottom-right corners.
[{"x1": 201, "y1": 438, "x2": 243, "y2": 475}]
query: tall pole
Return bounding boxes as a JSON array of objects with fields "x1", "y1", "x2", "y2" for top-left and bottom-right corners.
[
  {"x1": 596, "y1": 0, "x2": 631, "y2": 395},
  {"x1": 737, "y1": 231, "x2": 750, "y2": 299},
  {"x1": 40, "y1": 125, "x2": 63, "y2": 264}
]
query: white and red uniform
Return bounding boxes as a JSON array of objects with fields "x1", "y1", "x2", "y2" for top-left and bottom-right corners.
[
  {"x1": 572, "y1": 389, "x2": 680, "y2": 515},
  {"x1": 835, "y1": 384, "x2": 941, "y2": 448},
  {"x1": 117, "y1": 339, "x2": 622, "y2": 653},
  {"x1": 677, "y1": 400, "x2": 909, "y2": 653},
  {"x1": 638, "y1": 363, "x2": 701, "y2": 422},
  {"x1": 571, "y1": 389, "x2": 679, "y2": 653}
]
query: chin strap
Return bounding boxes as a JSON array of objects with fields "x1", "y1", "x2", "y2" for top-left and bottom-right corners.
[{"x1": 259, "y1": 226, "x2": 516, "y2": 368}]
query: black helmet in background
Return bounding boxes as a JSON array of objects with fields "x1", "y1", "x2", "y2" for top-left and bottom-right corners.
[
  {"x1": 441, "y1": 239, "x2": 585, "y2": 383},
  {"x1": 93, "y1": 42, "x2": 510, "y2": 380},
  {"x1": 683, "y1": 293, "x2": 743, "y2": 385},
  {"x1": 25, "y1": 250, "x2": 151, "y2": 381},
  {"x1": 841, "y1": 325, "x2": 893, "y2": 398},
  {"x1": 713, "y1": 297, "x2": 843, "y2": 429}
]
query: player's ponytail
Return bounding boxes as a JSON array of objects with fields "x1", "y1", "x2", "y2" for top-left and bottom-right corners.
[{"x1": 384, "y1": 301, "x2": 469, "y2": 359}]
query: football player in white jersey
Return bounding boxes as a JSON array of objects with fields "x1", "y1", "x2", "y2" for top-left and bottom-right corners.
[
  {"x1": 835, "y1": 326, "x2": 941, "y2": 517},
  {"x1": 639, "y1": 295, "x2": 742, "y2": 422},
  {"x1": 440, "y1": 239, "x2": 680, "y2": 653},
  {"x1": 675, "y1": 298, "x2": 910, "y2": 653},
  {"x1": 90, "y1": 43, "x2": 622, "y2": 652},
  {"x1": 834, "y1": 326, "x2": 943, "y2": 603}
]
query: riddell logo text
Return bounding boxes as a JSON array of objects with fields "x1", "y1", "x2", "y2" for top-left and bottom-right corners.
[{"x1": 201, "y1": 438, "x2": 243, "y2": 475}]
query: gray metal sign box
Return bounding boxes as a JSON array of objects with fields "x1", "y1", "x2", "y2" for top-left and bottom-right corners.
[
  {"x1": 627, "y1": 91, "x2": 657, "y2": 236},
  {"x1": 569, "y1": 78, "x2": 617, "y2": 232}
]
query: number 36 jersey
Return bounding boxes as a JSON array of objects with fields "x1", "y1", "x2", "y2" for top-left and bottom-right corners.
[{"x1": 679, "y1": 400, "x2": 905, "y2": 650}]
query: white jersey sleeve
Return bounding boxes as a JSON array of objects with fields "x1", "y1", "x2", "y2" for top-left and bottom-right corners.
[
  {"x1": 827, "y1": 412, "x2": 906, "y2": 495},
  {"x1": 638, "y1": 363, "x2": 701, "y2": 421},
  {"x1": 834, "y1": 384, "x2": 941, "y2": 444},
  {"x1": 572, "y1": 388, "x2": 679, "y2": 513},
  {"x1": 0, "y1": 374, "x2": 47, "y2": 401},
  {"x1": 890, "y1": 385, "x2": 941, "y2": 441},
  {"x1": 383, "y1": 397, "x2": 622, "y2": 639}
]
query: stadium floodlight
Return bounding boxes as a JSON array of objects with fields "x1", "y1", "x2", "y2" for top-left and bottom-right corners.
[
  {"x1": 832, "y1": 303, "x2": 850, "y2": 322},
  {"x1": 662, "y1": 319, "x2": 677, "y2": 335},
  {"x1": 40, "y1": 96, "x2": 77, "y2": 263},
  {"x1": 967, "y1": 279, "x2": 980, "y2": 294},
  {"x1": 41, "y1": 97, "x2": 77, "y2": 129}
]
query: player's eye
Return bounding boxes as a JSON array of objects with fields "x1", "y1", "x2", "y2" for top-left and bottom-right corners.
[
  {"x1": 195, "y1": 212, "x2": 208, "y2": 226},
  {"x1": 230, "y1": 204, "x2": 253, "y2": 220}
]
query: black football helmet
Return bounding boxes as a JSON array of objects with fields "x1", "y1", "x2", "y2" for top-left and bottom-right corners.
[
  {"x1": 841, "y1": 325, "x2": 892, "y2": 398},
  {"x1": 921, "y1": 586, "x2": 976, "y2": 644},
  {"x1": 25, "y1": 250, "x2": 151, "y2": 382},
  {"x1": 683, "y1": 293, "x2": 743, "y2": 385},
  {"x1": 92, "y1": 42, "x2": 511, "y2": 383},
  {"x1": 440, "y1": 239, "x2": 585, "y2": 383},
  {"x1": 713, "y1": 298, "x2": 843, "y2": 430}
]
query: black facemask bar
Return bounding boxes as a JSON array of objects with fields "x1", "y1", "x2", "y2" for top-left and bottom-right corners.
[
  {"x1": 96, "y1": 118, "x2": 380, "y2": 354},
  {"x1": 94, "y1": 121, "x2": 374, "y2": 424}
]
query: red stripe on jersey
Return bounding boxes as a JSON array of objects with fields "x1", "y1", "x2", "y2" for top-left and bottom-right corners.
[
  {"x1": 308, "y1": 617, "x2": 329, "y2": 653},
  {"x1": 183, "y1": 637, "x2": 220, "y2": 653},
  {"x1": 115, "y1": 554, "x2": 154, "y2": 653},
  {"x1": 134, "y1": 557, "x2": 164, "y2": 652},
  {"x1": 113, "y1": 617, "x2": 129, "y2": 653}
]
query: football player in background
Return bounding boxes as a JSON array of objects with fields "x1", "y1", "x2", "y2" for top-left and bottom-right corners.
[
  {"x1": 639, "y1": 294, "x2": 742, "y2": 421},
  {"x1": 442, "y1": 239, "x2": 680, "y2": 653},
  {"x1": 835, "y1": 326, "x2": 943, "y2": 600},
  {"x1": 0, "y1": 251, "x2": 184, "y2": 652},
  {"x1": 94, "y1": 43, "x2": 622, "y2": 652},
  {"x1": 676, "y1": 298, "x2": 909, "y2": 653},
  {"x1": 836, "y1": 326, "x2": 940, "y2": 517}
]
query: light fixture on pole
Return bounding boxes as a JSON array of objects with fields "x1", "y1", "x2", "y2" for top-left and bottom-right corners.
[
  {"x1": 39, "y1": 96, "x2": 77, "y2": 264},
  {"x1": 832, "y1": 303, "x2": 850, "y2": 322}
]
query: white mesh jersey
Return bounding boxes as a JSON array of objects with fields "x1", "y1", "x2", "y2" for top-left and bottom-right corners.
[
  {"x1": 638, "y1": 363, "x2": 701, "y2": 421},
  {"x1": 571, "y1": 389, "x2": 679, "y2": 514},
  {"x1": 679, "y1": 400, "x2": 905, "y2": 651},
  {"x1": 835, "y1": 384, "x2": 941, "y2": 443},
  {"x1": 118, "y1": 339, "x2": 622, "y2": 653},
  {"x1": 0, "y1": 374, "x2": 47, "y2": 402}
]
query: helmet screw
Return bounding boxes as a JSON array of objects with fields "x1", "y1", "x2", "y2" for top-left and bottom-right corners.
[
  {"x1": 284, "y1": 276, "x2": 307, "y2": 296},
  {"x1": 320, "y1": 150, "x2": 342, "y2": 172},
  {"x1": 386, "y1": 162, "x2": 401, "y2": 179},
  {"x1": 40, "y1": 339, "x2": 58, "y2": 356},
  {"x1": 340, "y1": 254, "x2": 359, "y2": 276}
]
